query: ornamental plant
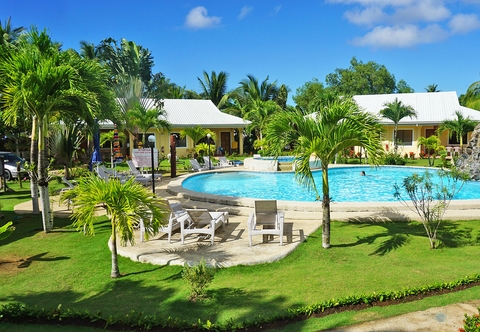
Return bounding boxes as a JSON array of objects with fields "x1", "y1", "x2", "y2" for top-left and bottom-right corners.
[
  {"x1": 394, "y1": 168, "x2": 469, "y2": 249},
  {"x1": 182, "y1": 258, "x2": 215, "y2": 301}
]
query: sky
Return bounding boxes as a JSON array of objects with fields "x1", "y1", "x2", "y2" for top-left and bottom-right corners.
[{"x1": 3, "y1": 0, "x2": 480, "y2": 105}]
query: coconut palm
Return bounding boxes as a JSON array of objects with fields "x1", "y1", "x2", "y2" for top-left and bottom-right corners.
[
  {"x1": 0, "y1": 17, "x2": 25, "y2": 46},
  {"x1": 0, "y1": 28, "x2": 116, "y2": 232},
  {"x1": 66, "y1": 176, "x2": 168, "y2": 278},
  {"x1": 417, "y1": 135, "x2": 442, "y2": 166},
  {"x1": 197, "y1": 70, "x2": 229, "y2": 106},
  {"x1": 379, "y1": 98, "x2": 417, "y2": 154},
  {"x1": 265, "y1": 96, "x2": 384, "y2": 249},
  {"x1": 244, "y1": 99, "x2": 282, "y2": 141},
  {"x1": 437, "y1": 111, "x2": 478, "y2": 150},
  {"x1": 425, "y1": 84, "x2": 440, "y2": 92},
  {"x1": 461, "y1": 81, "x2": 480, "y2": 110}
]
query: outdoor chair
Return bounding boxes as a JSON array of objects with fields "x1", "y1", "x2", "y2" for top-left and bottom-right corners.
[
  {"x1": 218, "y1": 156, "x2": 235, "y2": 168},
  {"x1": 59, "y1": 177, "x2": 77, "y2": 209},
  {"x1": 139, "y1": 201, "x2": 190, "y2": 243},
  {"x1": 247, "y1": 200, "x2": 284, "y2": 246},
  {"x1": 180, "y1": 209, "x2": 228, "y2": 245},
  {"x1": 127, "y1": 160, "x2": 162, "y2": 181},
  {"x1": 190, "y1": 159, "x2": 209, "y2": 172},
  {"x1": 203, "y1": 156, "x2": 218, "y2": 169}
]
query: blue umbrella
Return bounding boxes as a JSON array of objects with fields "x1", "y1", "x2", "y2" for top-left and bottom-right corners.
[{"x1": 90, "y1": 129, "x2": 102, "y2": 172}]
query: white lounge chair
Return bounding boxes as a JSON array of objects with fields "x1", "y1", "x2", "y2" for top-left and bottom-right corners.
[
  {"x1": 180, "y1": 209, "x2": 228, "y2": 245},
  {"x1": 203, "y1": 156, "x2": 217, "y2": 169},
  {"x1": 127, "y1": 160, "x2": 162, "y2": 181},
  {"x1": 247, "y1": 200, "x2": 284, "y2": 246},
  {"x1": 59, "y1": 177, "x2": 77, "y2": 209},
  {"x1": 218, "y1": 156, "x2": 235, "y2": 168},
  {"x1": 97, "y1": 165, "x2": 151, "y2": 187},
  {"x1": 140, "y1": 201, "x2": 190, "y2": 243},
  {"x1": 190, "y1": 159, "x2": 209, "y2": 172}
]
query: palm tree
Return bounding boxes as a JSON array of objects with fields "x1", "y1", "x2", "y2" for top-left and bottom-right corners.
[
  {"x1": 244, "y1": 99, "x2": 281, "y2": 141},
  {"x1": 0, "y1": 17, "x2": 25, "y2": 46},
  {"x1": 0, "y1": 28, "x2": 116, "y2": 232},
  {"x1": 197, "y1": 70, "x2": 229, "y2": 106},
  {"x1": 425, "y1": 84, "x2": 440, "y2": 92},
  {"x1": 437, "y1": 111, "x2": 478, "y2": 150},
  {"x1": 126, "y1": 102, "x2": 170, "y2": 146},
  {"x1": 66, "y1": 176, "x2": 168, "y2": 278},
  {"x1": 379, "y1": 98, "x2": 417, "y2": 154},
  {"x1": 417, "y1": 135, "x2": 442, "y2": 166},
  {"x1": 265, "y1": 96, "x2": 384, "y2": 249},
  {"x1": 461, "y1": 81, "x2": 480, "y2": 110}
]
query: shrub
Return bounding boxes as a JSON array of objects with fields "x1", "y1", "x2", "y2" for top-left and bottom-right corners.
[
  {"x1": 383, "y1": 152, "x2": 407, "y2": 165},
  {"x1": 182, "y1": 258, "x2": 215, "y2": 301},
  {"x1": 460, "y1": 308, "x2": 480, "y2": 332}
]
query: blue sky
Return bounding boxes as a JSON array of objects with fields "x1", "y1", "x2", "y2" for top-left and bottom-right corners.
[{"x1": 4, "y1": 0, "x2": 480, "y2": 104}]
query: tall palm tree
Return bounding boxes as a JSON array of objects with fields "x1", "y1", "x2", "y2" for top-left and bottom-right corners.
[
  {"x1": 197, "y1": 70, "x2": 229, "y2": 106},
  {"x1": 379, "y1": 98, "x2": 417, "y2": 154},
  {"x1": 265, "y1": 96, "x2": 384, "y2": 248},
  {"x1": 437, "y1": 111, "x2": 478, "y2": 150},
  {"x1": 0, "y1": 28, "x2": 116, "y2": 232},
  {"x1": 65, "y1": 176, "x2": 168, "y2": 278},
  {"x1": 126, "y1": 102, "x2": 170, "y2": 146},
  {"x1": 461, "y1": 81, "x2": 480, "y2": 110},
  {"x1": 244, "y1": 99, "x2": 281, "y2": 141},
  {"x1": 425, "y1": 84, "x2": 440, "y2": 92},
  {"x1": 0, "y1": 17, "x2": 25, "y2": 46}
]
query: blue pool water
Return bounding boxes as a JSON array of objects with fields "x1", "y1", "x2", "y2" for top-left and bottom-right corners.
[{"x1": 181, "y1": 166, "x2": 480, "y2": 202}]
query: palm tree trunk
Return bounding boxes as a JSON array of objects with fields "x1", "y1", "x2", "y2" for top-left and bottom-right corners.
[
  {"x1": 30, "y1": 116, "x2": 40, "y2": 214},
  {"x1": 321, "y1": 166, "x2": 331, "y2": 249},
  {"x1": 109, "y1": 222, "x2": 120, "y2": 278},
  {"x1": 393, "y1": 125, "x2": 398, "y2": 154},
  {"x1": 38, "y1": 121, "x2": 53, "y2": 232}
]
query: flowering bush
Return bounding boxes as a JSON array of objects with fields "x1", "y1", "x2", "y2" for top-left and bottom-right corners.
[{"x1": 409, "y1": 152, "x2": 415, "y2": 159}]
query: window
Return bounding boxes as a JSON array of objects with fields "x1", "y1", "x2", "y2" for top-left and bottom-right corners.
[
  {"x1": 448, "y1": 132, "x2": 467, "y2": 145},
  {"x1": 396, "y1": 130, "x2": 413, "y2": 146},
  {"x1": 172, "y1": 133, "x2": 187, "y2": 148}
]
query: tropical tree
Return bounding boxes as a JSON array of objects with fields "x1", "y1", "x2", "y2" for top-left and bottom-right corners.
[
  {"x1": 244, "y1": 99, "x2": 282, "y2": 141},
  {"x1": 197, "y1": 70, "x2": 229, "y2": 106},
  {"x1": 460, "y1": 81, "x2": 480, "y2": 110},
  {"x1": 0, "y1": 17, "x2": 25, "y2": 46},
  {"x1": 425, "y1": 84, "x2": 440, "y2": 92},
  {"x1": 437, "y1": 111, "x2": 478, "y2": 150},
  {"x1": 264, "y1": 96, "x2": 384, "y2": 248},
  {"x1": 397, "y1": 79, "x2": 414, "y2": 93},
  {"x1": 65, "y1": 176, "x2": 168, "y2": 278},
  {"x1": 0, "y1": 28, "x2": 117, "y2": 232},
  {"x1": 325, "y1": 56, "x2": 398, "y2": 95},
  {"x1": 379, "y1": 98, "x2": 417, "y2": 154},
  {"x1": 417, "y1": 135, "x2": 443, "y2": 166},
  {"x1": 126, "y1": 102, "x2": 170, "y2": 146}
]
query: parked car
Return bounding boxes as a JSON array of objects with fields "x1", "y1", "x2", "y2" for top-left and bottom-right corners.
[{"x1": 0, "y1": 151, "x2": 27, "y2": 181}]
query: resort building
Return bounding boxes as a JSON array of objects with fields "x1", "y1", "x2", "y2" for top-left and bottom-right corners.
[
  {"x1": 100, "y1": 99, "x2": 248, "y2": 160},
  {"x1": 353, "y1": 91, "x2": 480, "y2": 157}
]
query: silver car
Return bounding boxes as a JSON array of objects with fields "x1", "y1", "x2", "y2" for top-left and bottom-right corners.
[{"x1": 0, "y1": 151, "x2": 27, "y2": 181}]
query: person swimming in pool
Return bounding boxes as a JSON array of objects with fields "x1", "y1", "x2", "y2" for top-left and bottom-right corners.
[{"x1": 360, "y1": 171, "x2": 366, "y2": 176}]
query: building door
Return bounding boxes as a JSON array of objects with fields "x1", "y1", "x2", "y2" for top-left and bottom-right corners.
[{"x1": 220, "y1": 132, "x2": 230, "y2": 155}]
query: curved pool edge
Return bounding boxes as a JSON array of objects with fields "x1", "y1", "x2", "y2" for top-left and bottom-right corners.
[{"x1": 166, "y1": 167, "x2": 480, "y2": 217}]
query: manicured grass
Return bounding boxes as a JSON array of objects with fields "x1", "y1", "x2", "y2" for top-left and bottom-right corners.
[{"x1": 1, "y1": 183, "x2": 479, "y2": 330}]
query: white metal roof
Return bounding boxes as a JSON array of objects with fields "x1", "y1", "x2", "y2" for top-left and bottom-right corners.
[
  {"x1": 145, "y1": 98, "x2": 248, "y2": 128},
  {"x1": 353, "y1": 91, "x2": 480, "y2": 125}
]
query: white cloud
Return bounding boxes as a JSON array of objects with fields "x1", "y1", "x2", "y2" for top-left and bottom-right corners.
[
  {"x1": 344, "y1": 6, "x2": 386, "y2": 26},
  {"x1": 185, "y1": 6, "x2": 221, "y2": 29},
  {"x1": 238, "y1": 6, "x2": 253, "y2": 20},
  {"x1": 449, "y1": 13, "x2": 480, "y2": 34},
  {"x1": 273, "y1": 5, "x2": 282, "y2": 14},
  {"x1": 351, "y1": 24, "x2": 448, "y2": 48},
  {"x1": 328, "y1": 0, "x2": 480, "y2": 48}
]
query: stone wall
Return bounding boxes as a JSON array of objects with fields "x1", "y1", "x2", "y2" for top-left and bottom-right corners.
[{"x1": 456, "y1": 123, "x2": 480, "y2": 180}]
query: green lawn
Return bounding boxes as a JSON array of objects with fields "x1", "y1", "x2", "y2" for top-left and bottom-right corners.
[{"x1": 1, "y1": 181, "x2": 479, "y2": 330}]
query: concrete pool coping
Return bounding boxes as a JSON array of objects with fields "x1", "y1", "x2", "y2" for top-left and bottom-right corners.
[{"x1": 167, "y1": 165, "x2": 480, "y2": 221}]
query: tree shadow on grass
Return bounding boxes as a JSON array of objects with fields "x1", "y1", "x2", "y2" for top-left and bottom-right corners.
[{"x1": 334, "y1": 209, "x2": 478, "y2": 255}]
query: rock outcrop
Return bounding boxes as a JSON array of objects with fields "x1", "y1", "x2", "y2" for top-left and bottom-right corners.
[{"x1": 456, "y1": 123, "x2": 480, "y2": 180}]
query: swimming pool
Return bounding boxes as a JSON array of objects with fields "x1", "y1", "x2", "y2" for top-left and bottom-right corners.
[{"x1": 181, "y1": 166, "x2": 480, "y2": 202}]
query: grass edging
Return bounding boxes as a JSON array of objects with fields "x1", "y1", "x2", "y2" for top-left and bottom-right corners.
[{"x1": 1, "y1": 273, "x2": 480, "y2": 331}]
